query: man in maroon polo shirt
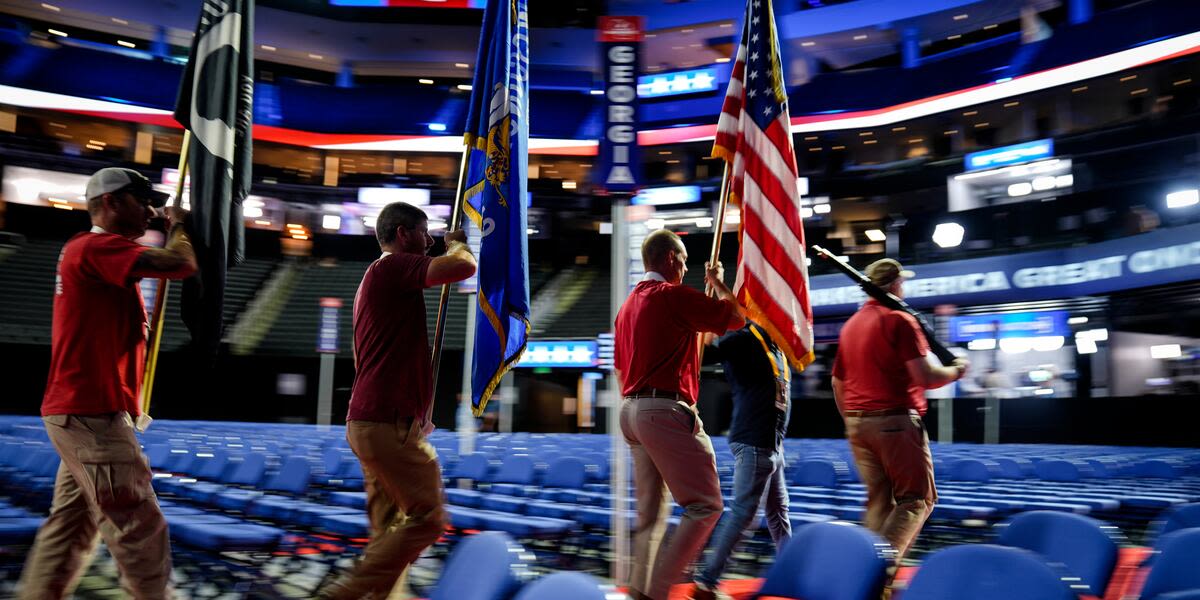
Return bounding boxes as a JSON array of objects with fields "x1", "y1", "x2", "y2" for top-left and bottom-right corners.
[
  {"x1": 614, "y1": 229, "x2": 744, "y2": 600},
  {"x1": 318, "y1": 202, "x2": 476, "y2": 600},
  {"x1": 832, "y1": 258, "x2": 967, "y2": 565},
  {"x1": 20, "y1": 167, "x2": 196, "y2": 600}
]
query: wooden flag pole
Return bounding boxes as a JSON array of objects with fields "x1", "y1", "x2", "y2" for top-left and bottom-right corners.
[
  {"x1": 428, "y1": 143, "x2": 472, "y2": 424},
  {"x1": 139, "y1": 130, "x2": 192, "y2": 422},
  {"x1": 698, "y1": 161, "x2": 734, "y2": 369},
  {"x1": 708, "y1": 161, "x2": 733, "y2": 273}
]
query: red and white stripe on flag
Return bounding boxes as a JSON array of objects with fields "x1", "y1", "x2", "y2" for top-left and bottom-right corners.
[{"x1": 712, "y1": 0, "x2": 814, "y2": 372}]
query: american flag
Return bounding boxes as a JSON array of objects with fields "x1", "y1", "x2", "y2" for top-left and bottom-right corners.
[{"x1": 713, "y1": 0, "x2": 815, "y2": 371}]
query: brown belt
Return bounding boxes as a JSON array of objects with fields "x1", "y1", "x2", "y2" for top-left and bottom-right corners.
[{"x1": 843, "y1": 407, "x2": 918, "y2": 418}]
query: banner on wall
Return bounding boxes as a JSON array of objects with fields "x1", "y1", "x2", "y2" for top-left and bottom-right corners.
[
  {"x1": 810, "y1": 223, "x2": 1200, "y2": 316},
  {"x1": 596, "y1": 16, "x2": 643, "y2": 195}
]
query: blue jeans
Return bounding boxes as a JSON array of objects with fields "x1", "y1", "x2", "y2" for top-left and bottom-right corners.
[{"x1": 696, "y1": 442, "x2": 791, "y2": 587}]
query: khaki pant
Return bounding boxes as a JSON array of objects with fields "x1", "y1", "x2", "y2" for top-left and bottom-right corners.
[
  {"x1": 319, "y1": 418, "x2": 447, "y2": 600},
  {"x1": 620, "y1": 397, "x2": 723, "y2": 600},
  {"x1": 18, "y1": 412, "x2": 173, "y2": 600},
  {"x1": 845, "y1": 412, "x2": 937, "y2": 563}
]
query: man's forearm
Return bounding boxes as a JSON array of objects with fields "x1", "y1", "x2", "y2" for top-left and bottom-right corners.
[
  {"x1": 165, "y1": 225, "x2": 195, "y2": 262},
  {"x1": 925, "y1": 366, "x2": 960, "y2": 389}
]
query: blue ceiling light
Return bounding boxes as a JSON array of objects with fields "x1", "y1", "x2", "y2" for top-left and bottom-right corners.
[{"x1": 427, "y1": 122, "x2": 447, "y2": 132}]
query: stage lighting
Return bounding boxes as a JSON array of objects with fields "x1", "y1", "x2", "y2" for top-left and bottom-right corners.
[{"x1": 932, "y1": 222, "x2": 965, "y2": 248}]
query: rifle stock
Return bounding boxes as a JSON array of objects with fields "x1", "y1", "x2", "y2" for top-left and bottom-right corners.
[{"x1": 811, "y1": 245, "x2": 958, "y2": 366}]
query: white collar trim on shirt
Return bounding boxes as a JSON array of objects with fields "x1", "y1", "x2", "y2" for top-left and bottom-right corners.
[
  {"x1": 643, "y1": 271, "x2": 668, "y2": 282},
  {"x1": 89, "y1": 225, "x2": 109, "y2": 234},
  {"x1": 380, "y1": 251, "x2": 392, "y2": 259}
]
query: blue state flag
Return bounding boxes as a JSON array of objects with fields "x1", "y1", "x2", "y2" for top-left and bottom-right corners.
[{"x1": 462, "y1": 0, "x2": 530, "y2": 416}]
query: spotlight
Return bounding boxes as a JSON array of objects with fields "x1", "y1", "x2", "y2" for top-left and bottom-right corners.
[{"x1": 932, "y1": 222, "x2": 965, "y2": 248}]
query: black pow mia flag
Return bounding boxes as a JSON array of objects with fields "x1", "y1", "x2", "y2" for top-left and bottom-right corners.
[{"x1": 173, "y1": 0, "x2": 254, "y2": 356}]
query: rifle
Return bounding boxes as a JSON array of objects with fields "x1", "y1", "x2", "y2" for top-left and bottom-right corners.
[{"x1": 810, "y1": 245, "x2": 957, "y2": 366}]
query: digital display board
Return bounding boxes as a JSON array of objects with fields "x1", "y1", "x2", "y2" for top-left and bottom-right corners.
[
  {"x1": 330, "y1": 0, "x2": 486, "y2": 7},
  {"x1": 637, "y1": 67, "x2": 719, "y2": 98},
  {"x1": 964, "y1": 139, "x2": 1054, "y2": 171},
  {"x1": 517, "y1": 341, "x2": 600, "y2": 368},
  {"x1": 948, "y1": 311, "x2": 1069, "y2": 342}
]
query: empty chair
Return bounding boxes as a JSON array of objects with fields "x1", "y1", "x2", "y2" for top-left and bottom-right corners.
[
  {"x1": 903, "y1": 545, "x2": 1075, "y2": 600},
  {"x1": 791, "y1": 459, "x2": 839, "y2": 489},
  {"x1": 1034, "y1": 460, "x2": 1083, "y2": 482},
  {"x1": 1155, "y1": 503, "x2": 1200, "y2": 543},
  {"x1": 993, "y1": 458, "x2": 1032, "y2": 479},
  {"x1": 949, "y1": 459, "x2": 994, "y2": 482},
  {"x1": 490, "y1": 455, "x2": 536, "y2": 485},
  {"x1": 1139, "y1": 529, "x2": 1200, "y2": 600},
  {"x1": 449, "y1": 453, "x2": 493, "y2": 482},
  {"x1": 428, "y1": 531, "x2": 532, "y2": 600},
  {"x1": 1136, "y1": 460, "x2": 1182, "y2": 479},
  {"x1": 542, "y1": 457, "x2": 587, "y2": 490},
  {"x1": 754, "y1": 522, "x2": 890, "y2": 600},
  {"x1": 513, "y1": 572, "x2": 610, "y2": 600},
  {"x1": 994, "y1": 511, "x2": 1118, "y2": 597}
]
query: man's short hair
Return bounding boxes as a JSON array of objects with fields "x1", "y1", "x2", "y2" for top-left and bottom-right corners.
[
  {"x1": 642, "y1": 229, "x2": 684, "y2": 269},
  {"x1": 375, "y1": 202, "x2": 427, "y2": 247}
]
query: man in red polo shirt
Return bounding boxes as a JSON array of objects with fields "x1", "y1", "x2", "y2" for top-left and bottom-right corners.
[
  {"x1": 832, "y1": 259, "x2": 967, "y2": 565},
  {"x1": 20, "y1": 168, "x2": 197, "y2": 600},
  {"x1": 614, "y1": 229, "x2": 744, "y2": 600},
  {"x1": 318, "y1": 201, "x2": 475, "y2": 600}
]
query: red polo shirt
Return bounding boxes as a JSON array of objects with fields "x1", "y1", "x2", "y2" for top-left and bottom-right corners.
[
  {"x1": 42, "y1": 231, "x2": 150, "y2": 416},
  {"x1": 833, "y1": 299, "x2": 930, "y2": 414},
  {"x1": 614, "y1": 277, "x2": 737, "y2": 405},
  {"x1": 348, "y1": 251, "x2": 434, "y2": 423}
]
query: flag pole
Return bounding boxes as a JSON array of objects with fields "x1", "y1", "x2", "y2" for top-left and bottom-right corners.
[
  {"x1": 140, "y1": 130, "x2": 192, "y2": 420},
  {"x1": 429, "y1": 143, "x2": 472, "y2": 424},
  {"x1": 698, "y1": 161, "x2": 734, "y2": 369},
  {"x1": 708, "y1": 161, "x2": 733, "y2": 270}
]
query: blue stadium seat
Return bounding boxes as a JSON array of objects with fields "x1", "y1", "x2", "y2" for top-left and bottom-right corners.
[
  {"x1": 489, "y1": 455, "x2": 537, "y2": 496},
  {"x1": 754, "y1": 522, "x2": 890, "y2": 600},
  {"x1": 1139, "y1": 529, "x2": 1200, "y2": 600},
  {"x1": 903, "y1": 545, "x2": 1075, "y2": 600},
  {"x1": 1034, "y1": 460, "x2": 1084, "y2": 482},
  {"x1": 993, "y1": 458, "x2": 1033, "y2": 479},
  {"x1": 1155, "y1": 503, "x2": 1200, "y2": 544},
  {"x1": 994, "y1": 511, "x2": 1119, "y2": 596},
  {"x1": 542, "y1": 457, "x2": 587, "y2": 490},
  {"x1": 949, "y1": 459, "x2": 995, "y2": 482},
  {"x1": 1137, "y1": 460, "x2": 1183, "y2": 479},
  {"x1": 791, "y1": 459, "x2": 839, "y2": 488},
  {"x1": 167, "y1": 513, "x2": 287, "y2": 552},
  {"x1": 214, "y1": 455, "x2": 312, "y2": 511},
  {"x1": 428, "y1": 531, "x2": 532, "y2": 600},
  {"x1": 450, "y1": 453, "x2": 493, "y2": 482},
  {"x1": 512, "y1": 572, "x2": 610, "y2": 600},
  {"x1": 0, "y1": 517, "x2": 44, "y2": 545}
]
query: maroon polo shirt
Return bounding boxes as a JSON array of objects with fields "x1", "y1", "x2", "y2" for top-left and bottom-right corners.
[
  {"x1": 614, "y1": 277, "x2": 737, "y2": 405},
  {"x1": 348, "y1": 251, "x2": 434, "y2": 422},
  {"x1": 833, "y1": 299, "x2": 930, "y2": 414}
]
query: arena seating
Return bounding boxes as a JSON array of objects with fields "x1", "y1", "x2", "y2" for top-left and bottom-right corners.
[
  {"x1": 0, "y1": 238, "x2": 61, "y2": 345},
  {"x1": 0, "y1": 236, "x2": 279, "y2": 349},
  {"x1": 1, "y1": 414, "x2": 1199, "y2": 598}
]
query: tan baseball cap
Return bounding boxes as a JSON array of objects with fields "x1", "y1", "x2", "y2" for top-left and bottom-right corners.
[{"x1": 865, "y1": 258, "x2": 915, "y2": 288}]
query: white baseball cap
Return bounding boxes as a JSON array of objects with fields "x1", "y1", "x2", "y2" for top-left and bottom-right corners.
[{"x1": 85, "y1": 168, "x2": 170, "y2": 207}]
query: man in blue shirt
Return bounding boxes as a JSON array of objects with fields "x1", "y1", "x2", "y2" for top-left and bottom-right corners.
[{"x1": 693, "y1": 323, "x2": 792, "y2": 600}]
